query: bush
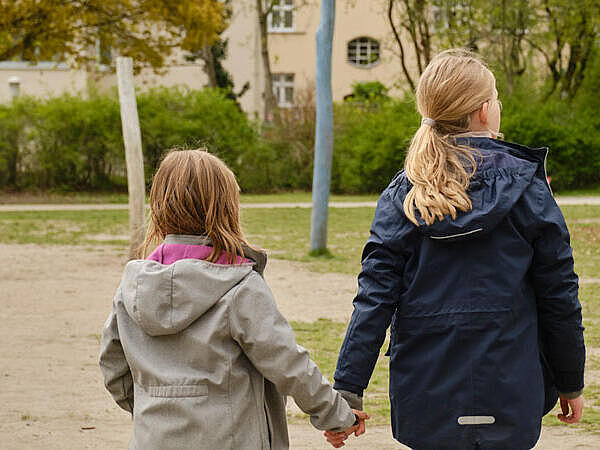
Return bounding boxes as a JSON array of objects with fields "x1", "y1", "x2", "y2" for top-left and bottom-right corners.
[
  {"x1": 0, "y1": 88, "x2": 268, "y2": 192},
  {"x1": 501, "y1": 91, "x2": 600, "y2": 191},
  {"x1": 31, "y1": 93, "x2": 123, "y2": 190},
  {"x1": 136, "y1": 87, "x2": 263, "y2": 189},
  {"x1": 0, "y1": 84, "x2": 597, "y2": 194},
  {"x1": 350, "y1": 81, "x2": 390, "y2": 101},
  {"x1": 0, "y1": 98, "x2": 36, "y2": 188},
  {"x1": 332, "y1": 98, "x2": 418, "y2": 193}
]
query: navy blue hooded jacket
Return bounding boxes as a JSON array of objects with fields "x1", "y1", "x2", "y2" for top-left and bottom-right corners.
[{"x1": 333, "y1": 137, "x2": 585, "y2": 450}]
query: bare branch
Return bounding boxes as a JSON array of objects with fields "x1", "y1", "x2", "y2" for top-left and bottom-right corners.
[{"x1": 387, "y1": 0, "x2": 415, "y2": 91}]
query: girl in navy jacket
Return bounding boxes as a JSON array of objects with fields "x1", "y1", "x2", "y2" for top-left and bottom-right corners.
[{"x1": 329, "y1": 50, "x2": 585, "y2": 450}]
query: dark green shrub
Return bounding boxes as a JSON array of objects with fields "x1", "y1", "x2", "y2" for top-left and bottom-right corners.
[
  {"x1": 332, "y1": 98, "x2": 419, "y2": 193},
  {"x1": 501, "y1": 92, "x2": 600, "y2": 191},
  {"x1": 350, "y1": 81, "x2": 390, "y2": 101},
  {"x1": 137, "y1": 87, "x2": 262, "y2": 187},
  {"x1": 30, "y1": 93, "x2": 123, "y2": 190},
  {"x1": 0, "y1": 98, "x2": 36, "y2": 188}
]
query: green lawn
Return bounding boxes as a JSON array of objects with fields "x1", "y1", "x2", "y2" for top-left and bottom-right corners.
[
  {"x1": 1, "y1": 205, "x2": 598, "y2": 279},
  {"x1": 0, "y1": 191, "x2": 378, "y2": 205}
]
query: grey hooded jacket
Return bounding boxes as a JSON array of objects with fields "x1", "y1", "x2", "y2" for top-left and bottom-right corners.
[{"x1": 99, "y1": 236, "x2": 355, "y2": 450}]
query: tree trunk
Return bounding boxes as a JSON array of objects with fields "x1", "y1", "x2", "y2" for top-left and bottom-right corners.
[
  {"x1": 201, "y1": 46, "x2": 218, "y2": 88},
  {"x1": 387, "y1": 0, "x2": 415, "y2": 91},
  {"x1": 310, "y1": 0, "x2": 335, "y2": 253},
  {"x1": 256, "y1": 0, "x2": 277, "y2": 121}
]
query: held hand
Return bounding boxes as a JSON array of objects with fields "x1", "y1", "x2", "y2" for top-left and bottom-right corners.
[
  {"x1": 323, "y1": 409, "x2": 370, "y2": 448},
  {"x1": 557, "y1": 394, "x2": 583, "y2": 424},
  {"x1": 351, "y1": 409, "x2": 370, "y2": 437}
]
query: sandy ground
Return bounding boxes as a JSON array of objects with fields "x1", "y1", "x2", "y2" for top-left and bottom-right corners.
[{"x1": 1, "y1": 244, "x2": 598, "y2": 449}]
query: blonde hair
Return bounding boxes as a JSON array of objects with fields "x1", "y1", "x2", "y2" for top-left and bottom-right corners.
[
  {"x1": 141, "y1": 149, "x2": 247, "y2": 263},
  {"x1": 403, "y1": 49, "x2": 496, "y2": 226}
]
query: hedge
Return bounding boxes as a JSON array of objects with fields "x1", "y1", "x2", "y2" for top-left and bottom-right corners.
[{"x1": 0, "y1": 85, "x2": 598, "y2": 194}]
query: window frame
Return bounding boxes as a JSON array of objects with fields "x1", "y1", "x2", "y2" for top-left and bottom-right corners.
[
  {"x1": 268, "y1": 0, "x2": 295, "y2": 33},
  {"x1": 272, "y1": 73, "x2": 295, "y2": 108},
  {"x1": 347, "y1": 37, "x2": 381, "y2": 69}
]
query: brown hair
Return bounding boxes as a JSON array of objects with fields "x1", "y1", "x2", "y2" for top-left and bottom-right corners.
[
  {"x1": 403, "y1": 49, "x2": 496, "y2": 225},
  {"x1": 141, "y1": 149, "x2": 247, "y2": 263}
]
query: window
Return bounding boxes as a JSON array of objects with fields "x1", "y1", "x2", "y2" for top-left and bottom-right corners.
[
  {"x1": 347, "y1": 37, "x2": 380, "y2": 68},
  {"x1": 268, "y1": 0, "x2": 294, "y2": 32},
  {"x1": 272, "y1": 73, "x2": 294, "y2": 107}
]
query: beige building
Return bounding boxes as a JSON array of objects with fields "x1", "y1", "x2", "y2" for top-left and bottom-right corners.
[{"x1": 0, "y1": 1, "x2": 402, "y2": 114}]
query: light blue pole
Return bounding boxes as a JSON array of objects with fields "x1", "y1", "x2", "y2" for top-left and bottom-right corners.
[{"x1": 310, "y1": 0, "x2": 335, "y2": 253}]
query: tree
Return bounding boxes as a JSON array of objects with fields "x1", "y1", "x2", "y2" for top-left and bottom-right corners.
[
  {"x1": 256, "y1": 0, "x2": 278, "y2": 121},
  {"x1": 0, "y1": 0, "x2": 224, "y2": 70},
  {"x1": 383, "y1": 0, "x2": 598, "y2": 99},
  {"x1": 525, "y1": 0, "x2": 599, "y2": 99},
  {"x1": 387, "y1": 0, "x2": 435, "y2": 90},
  {"x1": 185, "y1": 1, "x2": 250, "y2": 105}
]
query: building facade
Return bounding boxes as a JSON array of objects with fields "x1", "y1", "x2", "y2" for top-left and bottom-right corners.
[{"x1": 0, "y1": 1, "x2": 403, "y2": 114}]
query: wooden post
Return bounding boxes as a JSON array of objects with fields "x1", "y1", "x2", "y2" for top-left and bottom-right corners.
[
  {"x1": 116, "y1": 57, "x2": 146, "y2": 259},
  {"x1": 310, "y1": 0, "x2": 335, "y2": 253}
]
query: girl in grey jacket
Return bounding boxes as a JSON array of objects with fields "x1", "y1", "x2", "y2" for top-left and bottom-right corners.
[{"x1": 99, "y1": 150, "x2": 366, "y2": 450}]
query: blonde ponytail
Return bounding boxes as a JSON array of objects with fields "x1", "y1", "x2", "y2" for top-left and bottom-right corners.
[{"x1": 403, "y1": 49, "x2": 495, "y2": 226}]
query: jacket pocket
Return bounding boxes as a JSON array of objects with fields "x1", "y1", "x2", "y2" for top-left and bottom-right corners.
[{"x1": 147, "y1": 384, "x2": 208, "y2": 398}]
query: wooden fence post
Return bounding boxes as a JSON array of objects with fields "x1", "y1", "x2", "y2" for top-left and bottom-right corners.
[{"x1": 116, "y1": 57, "x2": 146, "y2": 259}]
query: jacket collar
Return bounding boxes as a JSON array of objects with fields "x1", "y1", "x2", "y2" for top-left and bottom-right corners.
[{"x1": 163, "y1": 234, "x2": 267, "y2": 276}]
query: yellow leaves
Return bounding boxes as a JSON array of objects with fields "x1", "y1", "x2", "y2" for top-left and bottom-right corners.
[{"x1": 0, "y1": 0, "x2": 225, "y2": 67}]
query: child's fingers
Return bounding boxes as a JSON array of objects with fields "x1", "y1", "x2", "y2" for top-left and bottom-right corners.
[
  {"x1": 355, "y1": 420, "x2": 365, "y2": 436},
  {"x1": 560, "y1": 397, "x2": 569, "y2": 416}
]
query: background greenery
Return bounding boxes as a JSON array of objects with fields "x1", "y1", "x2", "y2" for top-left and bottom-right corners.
[{"x1": 1, "y1": 79, "x2": 599, "y2": 194}]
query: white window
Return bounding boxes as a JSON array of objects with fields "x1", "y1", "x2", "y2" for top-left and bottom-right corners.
[
  {"x1": 347, "y1": 37, "x2": 380, "y2": 68},
  {"x1": 272, "y1": 73, "x2": 294, "y2": 107},
  {"x1": 268, "y1": 0, "x2": 294, "y2": 32}
]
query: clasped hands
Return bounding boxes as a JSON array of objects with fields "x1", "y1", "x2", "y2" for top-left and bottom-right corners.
[{"x1": 323, "y1": 409, "x2": 370, "y2": 448}]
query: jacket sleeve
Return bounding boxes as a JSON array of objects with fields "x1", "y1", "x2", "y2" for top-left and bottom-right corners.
[
  {"x1": 99, "y1": 300, "x2": 135, "y2": 414},
  {"x1": 229, "y1": 272, "x2": 356, "y2": 432},
  {"x1": 516, "y1": 178, "x2": 585, "y2": 395},
  {"x1": 334, "y1": 189, "x2": 410, "y2": 399}
]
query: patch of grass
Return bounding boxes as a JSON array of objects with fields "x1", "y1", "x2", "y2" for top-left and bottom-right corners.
[
  {"x1": 242, "y1": 207, "x2": 373, "y2": 274},
  {"x1": 0, "y1": 191, "x2": 129, "y2": 204},
  {"x1": 290, "y1": 319, "x2": 390, "y2": 426},
  {"x1": 0, "y1": 205, "x2": 598, "y2": 278},
  {"x1": 241, "y1": 192, "x2": 379, "y2": 204},
  {"x1": 570, "y1": 224, "x2": 600, "y2": 280},
  {"x1": 0, "y1": 190, "x2": 378, "y2": 205},
  {"x1": 582, "y1": 284, "x2": 600, "y2": 348},
  {"x1": 561, "y1": 205, "x2": 600, "y2": 221},
  {"x1": 555, "y1": 187, "x2": 600, "y2": 197},
  {"x1": 0, "y1": 210, "x2": 129, "y2": 246}
]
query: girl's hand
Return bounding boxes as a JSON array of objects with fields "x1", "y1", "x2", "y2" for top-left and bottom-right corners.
[
  {"x1": 323, "y1": 409, "x2": 370, "y2": 447},
  {"x1": 557, "y1": 394, "x2": 583, "y2": 424}
]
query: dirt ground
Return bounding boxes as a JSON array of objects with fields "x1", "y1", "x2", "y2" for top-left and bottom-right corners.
[{"x1": 1, "y1": 244, "x2": 598, "y2": 449}]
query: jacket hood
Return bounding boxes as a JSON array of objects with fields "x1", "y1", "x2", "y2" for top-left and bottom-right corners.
[
  {"x1": 394, "y1": 138, "x2": 545, "y2": 242},
  {"x1": 119, "y1": 259, "x2": 253, "y2": 336}
]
